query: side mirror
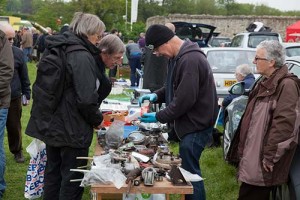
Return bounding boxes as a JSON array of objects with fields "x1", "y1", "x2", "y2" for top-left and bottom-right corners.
[{"x1": 228, "y1": 81, "x2": 245, "y2": 95}]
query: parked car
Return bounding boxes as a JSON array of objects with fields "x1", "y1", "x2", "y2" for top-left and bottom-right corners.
[
  {"x1": 209, "y1": 36, "x2": 231, "y2": 47},
  {"x1": 282, "y1": 42, "x2": 300, "y2": 57},
  {"x1": 201, "y1": 47, "x2": 258, "y2": 98},
  {"x1": 223, "y1": 56, "x2": 300, "y2": 200},
  {"x1": 172, "y1": 21, "x2": 216, "y2": 47},
  {"x1": 230, "y1": 32, "x2": 283, "y2": 48}
]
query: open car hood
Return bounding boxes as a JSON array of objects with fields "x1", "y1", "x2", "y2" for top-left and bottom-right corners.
[{"x1": 172, "y1": 21, "x2": 216, "y2": 47}]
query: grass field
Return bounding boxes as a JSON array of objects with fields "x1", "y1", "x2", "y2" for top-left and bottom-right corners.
[{"x1": 2, "y1": 63, "x2": 239, "y2": 200}]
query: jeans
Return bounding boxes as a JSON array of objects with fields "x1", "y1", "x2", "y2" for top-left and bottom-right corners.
[
  {"x1": 179, "y1": 128, "x2": 213, "y2": 200},
  {"x1": 129, "y1": 55, "x2": 141, "y2": 86},
  {"x1": 23, "y1": 47, "x2": 32, "y2": 63},
  {"x1": 0, "y1": 108, "x2": 8, "y2": 198}
]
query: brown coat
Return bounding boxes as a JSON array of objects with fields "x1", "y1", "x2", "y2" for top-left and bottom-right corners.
[
  {"x1": 0, "y1": 30, "x2": 14, "y2": 108},
  {"x1": 20, "y1": 31, "x2": 33, "y2": 48},
  {"x1": 237, "y1": 66, "x2": 300, "y2": 186}
]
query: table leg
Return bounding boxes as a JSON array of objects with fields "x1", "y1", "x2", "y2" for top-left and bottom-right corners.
[{"x1": 97, "y1": 193, "x2": 102, "y2": 200}]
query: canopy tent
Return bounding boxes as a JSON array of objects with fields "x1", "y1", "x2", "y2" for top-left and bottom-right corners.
[{"x1": 286, "y1": 20, "x2": 300, "y2": 42}]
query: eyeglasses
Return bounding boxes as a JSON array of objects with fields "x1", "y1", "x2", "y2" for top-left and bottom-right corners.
[
  {"x1": 254, "y1": 56, "x2": 268, "y2": 61},
  {"x1": 112, "y1": 55, "x2": 123, "y2": 63},
  {"x1": 7, "y1": 37, "x2": 15, "y2": 41},
  {"x1": 96, "y1": 33, "x2": 103, "y2": 40}
]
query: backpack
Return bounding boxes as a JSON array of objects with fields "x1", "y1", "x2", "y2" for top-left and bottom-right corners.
[{"x1": 31, "y1": 44, "x2": 87, "y2": 116}]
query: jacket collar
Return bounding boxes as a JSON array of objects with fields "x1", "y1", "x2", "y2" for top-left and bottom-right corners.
[{"x1": 257, "y1": 65, "x2": 289, "y2": 97}]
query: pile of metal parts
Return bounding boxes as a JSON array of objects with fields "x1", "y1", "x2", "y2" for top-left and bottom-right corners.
[{"x1": 96, "y1": 121, "x2": 189, "y2": 196}]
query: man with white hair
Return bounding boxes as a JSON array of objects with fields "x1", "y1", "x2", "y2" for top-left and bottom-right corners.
[
  {"x1": 222, "y1": 64, "x2": 255, "y2": 108},
  {"x1": 1, "y1": 23, "x2": 31, "y2": 163}
]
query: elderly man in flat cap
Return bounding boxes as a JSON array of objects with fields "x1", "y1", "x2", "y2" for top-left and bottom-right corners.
[{"x1": 139, "y1": 24, "x2": 218, "y2": 200}]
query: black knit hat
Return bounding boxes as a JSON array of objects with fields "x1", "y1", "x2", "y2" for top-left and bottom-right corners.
[{"x1": 145, "y1": 24, "x2": 175, "y2": 49}]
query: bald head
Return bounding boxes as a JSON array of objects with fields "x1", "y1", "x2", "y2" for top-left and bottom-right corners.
[
  {"x1": 0, "y1": 23, "x2": 15, "y2": 46},
  {"x1": 165, "y1": 23, "x2": 175, "y2": 33}
]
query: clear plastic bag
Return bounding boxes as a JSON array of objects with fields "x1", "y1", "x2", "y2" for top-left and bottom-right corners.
[{"x1": 105, "y1": 120, "x2": 125, "y2": 149}]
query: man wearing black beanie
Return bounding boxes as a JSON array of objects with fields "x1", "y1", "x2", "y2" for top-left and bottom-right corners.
[{"x1": 139, "y1": 24, "x2": 218, "y2": 200}]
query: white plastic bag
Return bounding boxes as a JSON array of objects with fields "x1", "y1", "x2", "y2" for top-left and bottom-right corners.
[{"x1": 24, "y1": 139, "x2": 47, "y2": 199}]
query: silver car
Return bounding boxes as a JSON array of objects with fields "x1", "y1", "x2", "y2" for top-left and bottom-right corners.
[
  {"x1": 282, "y1": 42, "x2": 300, "y2": 57},
  {"x1": 202, "y1": 47, "x2": 258, "y2": 98}
]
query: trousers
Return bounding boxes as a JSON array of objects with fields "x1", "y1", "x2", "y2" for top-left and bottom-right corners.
[
  {"x1": 43, "y1": 145, "x2": 89, "y2": 200},
  {"x1": 0, "y1": 109, "x2": 8, "y2": 198},
  {"x1": 6, "y1": 97, "x2": 22, "y2": 154},
  {"x1": 179, "y1": 127, "x2": 213, "y2": 200}
]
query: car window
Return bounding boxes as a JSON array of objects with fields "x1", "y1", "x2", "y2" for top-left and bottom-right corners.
[
  {"x1": 288, "y1": 63, "x2": 300, "y2": 77},
  {"x1": 230, "y1": 35, "x2": 244, "y2": 47},
  {"x1": 206, "y1": 50, "x2": 256, "y2": 73},
  {"x1": 248, "y1": 35, "x2": 279, "y2": 48},
  {"x1": 210, "y1": 38, "x2": 231, "y2": 47},
  {"x1": 176, "y1": 26, "x2": 211, "y2": 42},
  {"x1": 285, "y1": 47, "x2": 300, "y2": 57}
]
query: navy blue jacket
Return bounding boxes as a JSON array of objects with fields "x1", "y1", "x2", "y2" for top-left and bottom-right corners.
[
  {"x1": 222, "y1": 73, "x2": 255, "y2": 107},
  {"x1": 11, "y1": 46, "x2": 31, "y2": 100}
]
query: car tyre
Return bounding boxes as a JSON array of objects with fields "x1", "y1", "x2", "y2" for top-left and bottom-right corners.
[{"x1": 223, "y1": 116, "x2": 231, "y2": 160}]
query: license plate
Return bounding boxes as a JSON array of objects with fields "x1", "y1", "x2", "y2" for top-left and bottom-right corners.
[{"x1": 224, "y1": 80, "x2": 236, "y2": 87}]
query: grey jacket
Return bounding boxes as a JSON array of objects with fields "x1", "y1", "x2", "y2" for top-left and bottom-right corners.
[{"x1": 0, "y1": 30, "x2": 14, "y2": 108}]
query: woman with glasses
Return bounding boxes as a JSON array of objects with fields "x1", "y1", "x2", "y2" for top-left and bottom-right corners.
[
  {"x1": 230, "y1": 40, "x2": 300, "y2": 200},
  {"x1": 93, "y1": 34, "x2": 126, "y2": 102}
]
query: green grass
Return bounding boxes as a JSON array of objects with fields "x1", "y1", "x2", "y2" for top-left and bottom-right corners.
[{"x1": 3, "y1": 62, "x2": 239, "y2": 200}]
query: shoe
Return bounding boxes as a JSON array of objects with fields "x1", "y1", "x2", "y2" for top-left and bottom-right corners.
[{"x1": 14, "y1": 151, "x2": 25, "y2": 163}]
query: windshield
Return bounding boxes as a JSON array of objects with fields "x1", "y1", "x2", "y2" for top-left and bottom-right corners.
[
  {"x1": 207, "y1": 50, "x2": 256, "y2": 73},
  {"x1": 248, "y1": 35, "x2": 279, "y2": 48}
]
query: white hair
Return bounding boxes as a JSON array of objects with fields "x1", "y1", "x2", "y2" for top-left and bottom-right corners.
[{"x1": 236, "y1": 64, "x2": 253, "y2": 77}]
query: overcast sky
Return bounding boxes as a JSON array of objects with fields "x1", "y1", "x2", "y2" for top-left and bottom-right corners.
[{"x1": 236, "y1": 0, "x2": 299, "y2": 11}]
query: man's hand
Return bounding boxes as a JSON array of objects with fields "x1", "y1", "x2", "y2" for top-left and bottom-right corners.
[
  {"x1": 139, "y1": 112, "x2": 157, "y2": 123},
  {"x1": 138, "y1": 93, "x2": 157, "y2": 106}
]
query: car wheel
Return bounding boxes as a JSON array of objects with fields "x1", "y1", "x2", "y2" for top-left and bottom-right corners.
[{"x1": 223, "y1": 116, "x2": 231, "y2": 160}]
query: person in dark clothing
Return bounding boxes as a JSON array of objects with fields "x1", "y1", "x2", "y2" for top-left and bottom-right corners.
[
  {"x1": 60, "y1": 24, "x2": 69, "y2": 34},
  {"x1": 26, "y1": 12, "x2": 107, "y2": 200},
  {"x1": 212, "y1": 64, "x2": 255, "y2": 148},
  {"x1": 139, "y1": 24, "x2": 218, "y2": 200},
  {"x1": 95, "y1": 34, "x2": 125, "y2": 99},
  {"x1": 13, "y1": 30, "x2": 21, "y2": 48},
  {"x1": 126, "y1": 40, "x2": 142, "y2": 87},
  {"x1": 2, "y1": 24, "x2": 31, "y2": 163},
  {"x1": 141, "y1": 47, "x2": 168, "y2": 92},
  {"x1": 222, "y1": 64, "x2": 255, "y2": 108},
  {"x1": 35, "y1": 33, "x2": 47, "y2": 61}
]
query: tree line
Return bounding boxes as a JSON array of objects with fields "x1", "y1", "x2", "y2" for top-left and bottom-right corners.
[{"x1": 1, "y1": 0, "x2": 300, "y2": 41}]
